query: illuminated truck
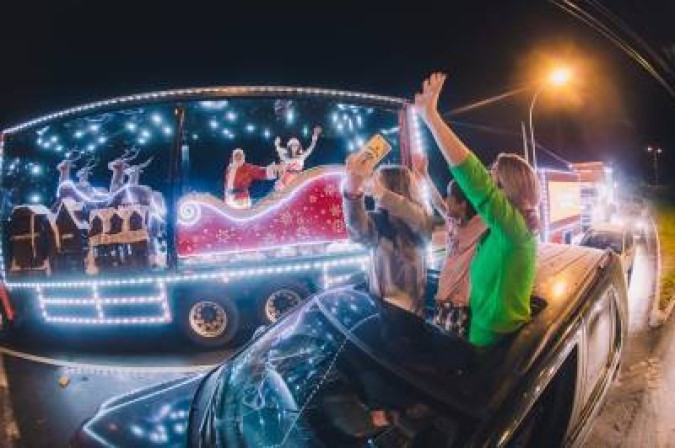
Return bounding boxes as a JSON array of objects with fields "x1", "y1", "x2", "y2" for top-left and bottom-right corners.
[
  {"x1": 0, "y1": 87, "x2": 422, "y2": 346},
  {"x1": 569, "y1": 162, "x2": 616, "y2": 231},
  {"x1": 538, "y1": 168, "x2": 583, "y2": 244}
]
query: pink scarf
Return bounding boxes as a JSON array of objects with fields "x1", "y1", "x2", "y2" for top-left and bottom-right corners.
[{"x1": 436, "y1": 215, "x2": 487, "y2": 306}]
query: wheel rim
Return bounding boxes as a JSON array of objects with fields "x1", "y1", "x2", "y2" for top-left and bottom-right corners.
[
  {"x1": 264, "y1": 289, "x2": 303, "y2": 322},
  {"x1": 189, "y1": 301, "x2": 228, "y2": 338}
]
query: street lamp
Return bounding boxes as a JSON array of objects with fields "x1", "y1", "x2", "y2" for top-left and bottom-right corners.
[
  {"x1": 647, "y1": 146, "x2": 663, "y2": 185},
  {"x1": 528, "y1": 67, "x2": 572, "y2": 168}
]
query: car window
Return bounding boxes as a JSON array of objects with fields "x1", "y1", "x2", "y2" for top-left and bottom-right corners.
[{"x1": 205, "y1": 291, "x2": 476, "y2": 447}]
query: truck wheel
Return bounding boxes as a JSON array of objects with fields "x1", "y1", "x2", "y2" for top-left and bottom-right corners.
[
  {"x1": 258, "y1": 281, "x2": 311, "y2": 325},
  {"x1": 179, "y1": 292, "x2": 240, "y2": 348}
]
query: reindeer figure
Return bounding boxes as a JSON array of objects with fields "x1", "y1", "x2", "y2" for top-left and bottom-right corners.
[
  {"x1": 108, "y1": 147, "x2": 139, "y2": 193},
  {"x1": 56, "y1": 151, "x2": 82, "y2": 185},
  {"x1": 76, "y1": 157, "x2": 108, "y2": 200},
  {"x1": 124, "y1": 156, "x2": 154, "y2": 187},
  {"x1": 54, "y1": 151, "x2": 83, "y2": 207},
  {"x1": 76, "y1": 157, "x2": 96, "y2": 189}
]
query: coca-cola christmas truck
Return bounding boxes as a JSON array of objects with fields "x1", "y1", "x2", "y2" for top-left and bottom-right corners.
[{"x1": 0, "y1": 87, "x2": 424, "y2": 346}]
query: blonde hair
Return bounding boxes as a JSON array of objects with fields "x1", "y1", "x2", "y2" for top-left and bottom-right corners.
[{"x1": 493, "y1": 153, "x2": 541, "y2": 233}]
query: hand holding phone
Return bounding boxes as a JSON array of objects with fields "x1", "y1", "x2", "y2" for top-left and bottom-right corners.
[{"x1": 356, "y1": 134, "x2": 392, "y2": 172}]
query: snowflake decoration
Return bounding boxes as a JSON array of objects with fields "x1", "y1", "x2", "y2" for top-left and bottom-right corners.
[
  {"x1": 323, "y1": 183, "x2": 337, "y2": 196},
  {"x1": 329, "y1": 204, "x2": 342, "y2": 217},
  {"x1": 216, "y1": 228, "x2": 233, "y2": 243},
  {"x1": 280, "y1": 210, "x2": 293, "y2": 226},
  {"x1": 332, "y1": 220, "x2": 344, "y2": 233}
]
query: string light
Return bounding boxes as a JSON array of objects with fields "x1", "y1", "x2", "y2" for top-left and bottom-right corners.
[{"x1": 3, "y1": 86, "x2": 405, "y2": 135}]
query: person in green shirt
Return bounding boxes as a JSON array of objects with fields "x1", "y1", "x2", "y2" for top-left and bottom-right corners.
[{"x1": 414, "y1": 73, "x2": 541, "y2": 347}]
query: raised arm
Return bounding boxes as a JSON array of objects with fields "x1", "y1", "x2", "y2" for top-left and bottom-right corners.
[
  {"x1": 274, "y1": 137, "x2": 289, "y2": 162},
  {"x1": 414, "y1": 73, "x2": 470, "y2": 168},
  {"x1": 411, "y1": 152, "x2": 448, "y2": 218},
  {"x1": 299, "y1": 126, "x2": 322, "y2": 161},
  {"x1": 415, "y1": 73, "x2": 529, "y2": 241},
  {"x1": 342, "y1": 154, "x2": 378, "y2": 246}
]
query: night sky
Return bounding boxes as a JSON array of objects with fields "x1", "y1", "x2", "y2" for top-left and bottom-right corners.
[{"x1": 1, "y1": 1, "x2": 673, "y2": 184}]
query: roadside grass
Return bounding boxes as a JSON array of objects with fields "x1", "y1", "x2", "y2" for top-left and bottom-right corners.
[{"x1": 652, "y1": 191, "x2": 675, "y2": 310}]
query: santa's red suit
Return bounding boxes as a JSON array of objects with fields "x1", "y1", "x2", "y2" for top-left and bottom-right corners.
[{"x1": 224, "y1": 162, "x2": 275, "y2": 209}]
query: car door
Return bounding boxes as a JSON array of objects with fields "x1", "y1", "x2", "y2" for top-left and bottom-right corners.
[{"x1": 567, "y1": 283, "x2": 623, "y2": 444}]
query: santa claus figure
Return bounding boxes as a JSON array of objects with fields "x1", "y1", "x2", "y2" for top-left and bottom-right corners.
[
  {"x1": 274, "y1": 126, "x2": 322, "y2": 191},
  {"x1": 224, "y1": 148, "x2": 277, "y2": 209}
]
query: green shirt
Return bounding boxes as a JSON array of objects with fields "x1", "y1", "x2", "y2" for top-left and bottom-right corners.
[{"x1": 451, "y1": 153, "x2": 536, "y2": 347}]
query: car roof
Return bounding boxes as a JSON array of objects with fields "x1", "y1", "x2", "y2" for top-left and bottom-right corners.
[
  {"x1": 314, "y1": 243, "x2": 614, "y2": 420},
  {"x1": 586, "y1": 223, "x2": 627, "y2": 235},
  {"x1": 457, "y1": 243, "x2": 612, "y2": 416}
]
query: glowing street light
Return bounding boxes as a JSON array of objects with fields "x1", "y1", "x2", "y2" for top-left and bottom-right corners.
[
  {"x1": 548, "y1": 67, "x2": 572, "y2": 87},
  {"x1": 647, "y1": 146, "x2": 663, "y2": 185},
  {"x1": 528, "y1": 65, "x2": 573, "y2": 168}
]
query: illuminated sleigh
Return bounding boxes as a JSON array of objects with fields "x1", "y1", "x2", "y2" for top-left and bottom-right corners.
[{"x1": 177, "y1": 165, "x2": 351, "y2": 265}]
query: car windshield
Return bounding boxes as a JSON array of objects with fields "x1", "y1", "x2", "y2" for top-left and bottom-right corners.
[
  {"x1": 581, "y1": 231, "x2": 624, "y2": 254},
  {"x1": 201, "y1": 288, "x2": 476, "y2": 447}
]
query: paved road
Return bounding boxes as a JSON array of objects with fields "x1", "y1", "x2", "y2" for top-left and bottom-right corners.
[
  {"x1": 585, "y1": 228, "x2": 675, "y2": 447},
  {"x1": 0, "y1": 324, "x2": 244, "y2": 447}
]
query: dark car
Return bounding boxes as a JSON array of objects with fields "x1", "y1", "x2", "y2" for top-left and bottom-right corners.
[{"x1": 72, "y1": 243, "x2": 628, "y2": 447}]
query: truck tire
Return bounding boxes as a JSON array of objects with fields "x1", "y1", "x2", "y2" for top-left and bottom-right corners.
[
  {"x1": 178, "y1": 290, "x2": 240, "y2": 348},
  {"x1": 257, "y1": 281, "x2": 312, "y2": 325}
]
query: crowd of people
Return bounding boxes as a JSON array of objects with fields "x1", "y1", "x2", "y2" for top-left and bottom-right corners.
[
  {"x1": 343, "y1": 72, "x2": 541, "y2": 354},
  {"x1": 222, "y1": 72, "x2": 542, "y2": 354}
]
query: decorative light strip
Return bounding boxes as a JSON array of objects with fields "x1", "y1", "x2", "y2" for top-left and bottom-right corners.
[
  {"x1": 0, "y1": 134, "x2": 5, "y2": 276},
  {"x1": 539, "y1": 171, "x2": 551, "y2": 242},
  {"x1": 44, "y1": 316, "x2": 170, "y2": 325},
  {"x1": 5, "y1": 255, "x2": 370, "y2": 289},
  {"x1": 39, "y1": 281, "x2": 170, "y2": 325},
  {"x1": 41, "y1": 296, "x2": 166, "y2": 306},
  {"x1": 179, "y1": 239, "x2": 360, "y2": 261},
  {"x1": 3, "y1": 86, "x2": 407, "y2": 134},
  {"x1": 407, "y1": 107, "x2": 426, "y2": 155}
]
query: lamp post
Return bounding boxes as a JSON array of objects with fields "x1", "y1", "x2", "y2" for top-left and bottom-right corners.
[
  {"x1": 528, "y1": 67, "x2": 571, "y2": 169},
  {"x1": 647, "y1": 146, "x2": 663, "y2": 185}
]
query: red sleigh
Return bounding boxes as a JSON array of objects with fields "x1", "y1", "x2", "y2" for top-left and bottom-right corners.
[{"x1": 177, "y1": 166, "x2": 351, "y2": 265}]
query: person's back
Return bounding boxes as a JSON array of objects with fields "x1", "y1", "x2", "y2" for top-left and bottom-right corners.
[{"x1": 342, "y1": 158, "x2": 432, "y2": 316}]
